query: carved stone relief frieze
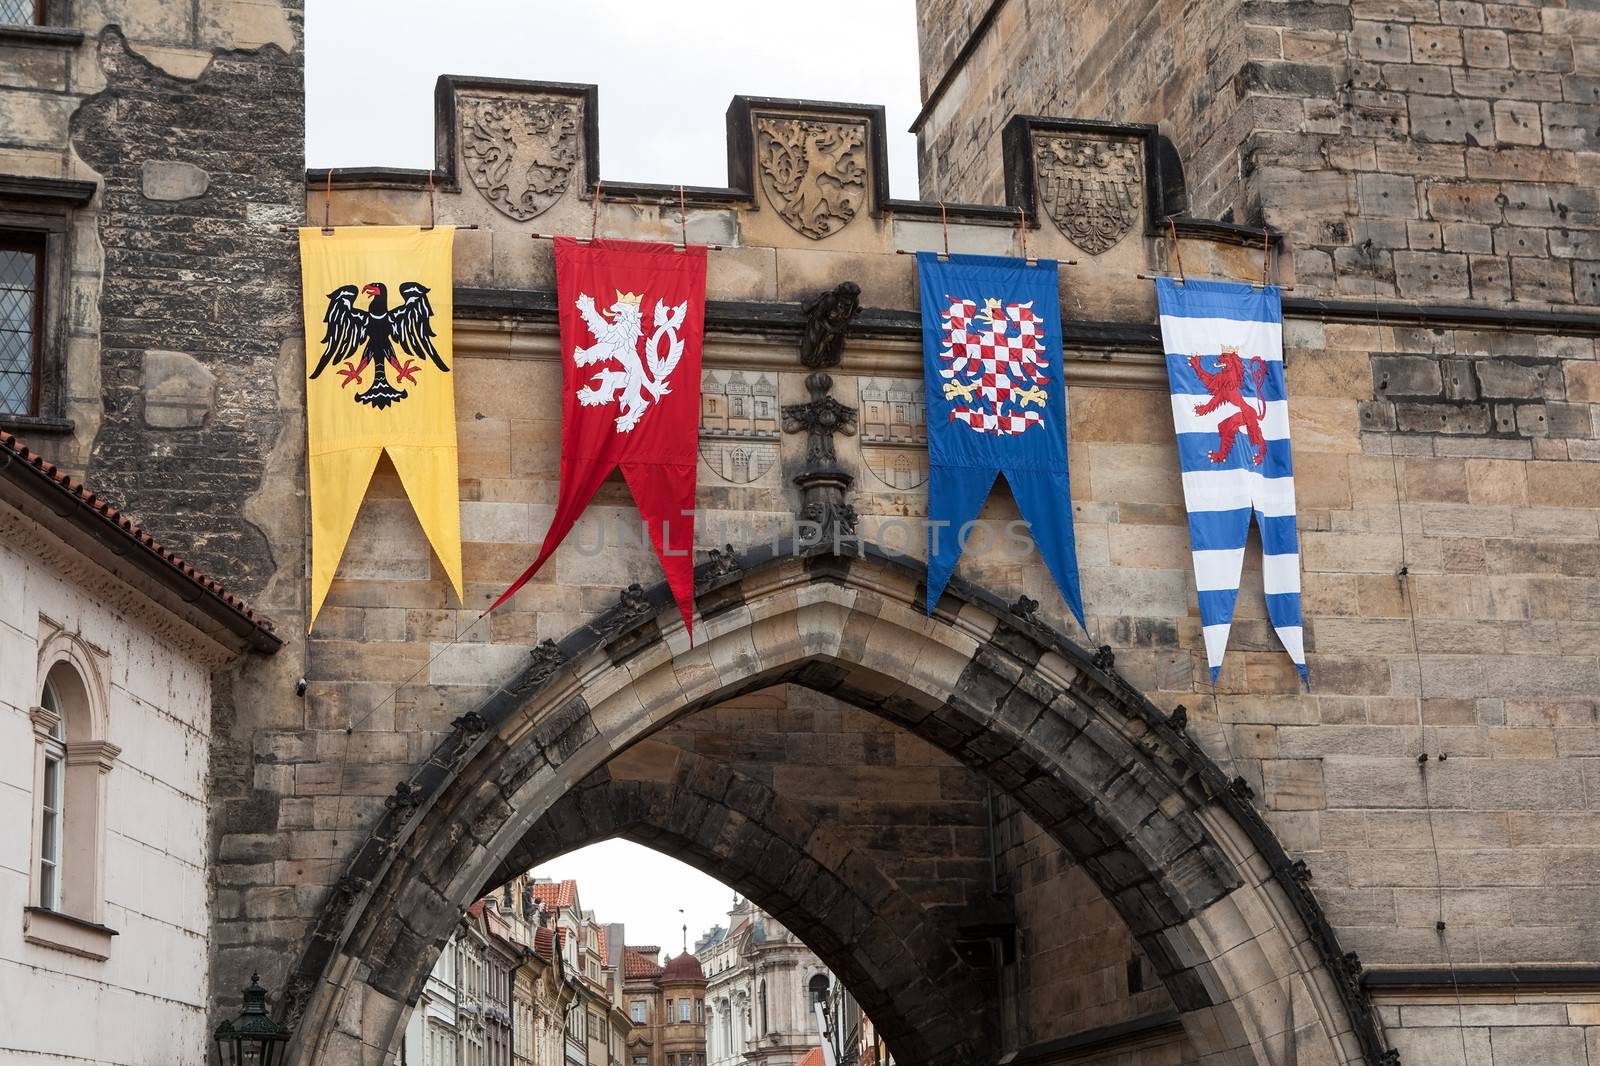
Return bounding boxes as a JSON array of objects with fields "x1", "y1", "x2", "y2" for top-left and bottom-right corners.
[
  {"x1": 755, "y1": 116, "x2": 868, "y2": 240},
  {"x1": 858, "y1": 377, "x2": 928, "y2": 490},
  {"x1": 699, "y1": 369, "x2": 780, "y2": 484},
  {"x1": 460, "y1": 97, "x2": 581, "y2": 220},
  {"x1": 1033, "y1": 135, "x2": 1142, "y2": 254}
]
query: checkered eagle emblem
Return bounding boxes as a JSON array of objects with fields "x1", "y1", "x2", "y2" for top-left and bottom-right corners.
[{"x1": 936, "y1": 296, "x2": 1050, "y2": 435}]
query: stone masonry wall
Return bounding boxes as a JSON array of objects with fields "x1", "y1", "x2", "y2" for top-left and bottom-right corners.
[
  {"x1": 914, "y1": 0, "x2": 1246, "y2": 209},
  {"x1": 70, "y1": 27, "x2": 304, "y2": 597},
  {"x1": 914, "y1": 0, "x2": 1600, "y2": 308}
]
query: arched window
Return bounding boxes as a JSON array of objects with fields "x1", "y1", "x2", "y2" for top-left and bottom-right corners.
[
  {"x1": 35, "y1": 674, "x2": 65, "y2": 910},
  {"x1": 27, "y1": 646, "x2": 119, "y2": 958},
  {"x1": 808, "y1": 973, "x2": 829, "y2": 1005},
  {"x1": 758, "y1": 980, "x2": 768, "y2": 1035}
]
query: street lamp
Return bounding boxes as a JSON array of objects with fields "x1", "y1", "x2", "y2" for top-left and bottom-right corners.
[{"x1": 213, "y1": 972, "x2": 291, "y2": 1066}]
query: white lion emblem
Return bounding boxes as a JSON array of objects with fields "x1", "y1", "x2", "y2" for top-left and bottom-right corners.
[{"x1": 573, "y1": 289, "x2": 687, "y2": 432}]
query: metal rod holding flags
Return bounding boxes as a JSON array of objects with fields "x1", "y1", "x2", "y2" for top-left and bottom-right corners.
[
  {"x1": 1138, "y1": 272, "x2": 1293, "y2": 291},
  {"x1": 528, "y1": 233, "x2": 723, "y2": 251},
  {"x1": 893, "y1": 249, "x2": 1074, "y2": 265},
  {"x1": 278, "y1": 224, "x2": 480, "y2": 233}
]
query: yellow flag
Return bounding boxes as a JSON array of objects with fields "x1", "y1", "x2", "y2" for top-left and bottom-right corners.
[{"x1": 299, "y1": 226, "x2": 462, "y2": 629}]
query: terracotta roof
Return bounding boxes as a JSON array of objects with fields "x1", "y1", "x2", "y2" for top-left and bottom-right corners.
[
  {"x1": 623, "y1": 948, "x2": 664, "y2": 979},
  {"x1": 661, "y1": 951, "x2": 705, "y2": 982},
  {"x1": 796, "y1": 1049, "x2": 825, "y2": 1066},
  {"x1": 533, "y1": 927, "x2": 556, "y2": 962},
  {"x1": 530, "y1": 879, "x2": 578, "y2": 910},
  {"x1": 0, "y1": 430, "x2": 279, "y2": 652},
  {"x1": 595, "y1": 925, "x2": 607, "y2": 959}
]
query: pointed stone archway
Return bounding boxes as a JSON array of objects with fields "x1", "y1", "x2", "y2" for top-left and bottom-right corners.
[
  {"x1": 480, "y1": 748, "x2": 998, "y2": 1062},
  {"x1": 281, "y1": 542, "x2": 1389, "y2": 1066}
]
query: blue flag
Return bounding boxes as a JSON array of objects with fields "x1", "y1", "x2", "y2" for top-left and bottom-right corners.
[
  {"x1": 918, "y1": 252, "x2": 1084, "y2": 627},
  {"x1": 1155, "y1": 278, "x2": 1306, "y2": 686}
]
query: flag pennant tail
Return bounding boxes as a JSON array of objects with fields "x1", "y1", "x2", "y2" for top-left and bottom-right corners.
[
  {"x1": 300, "y1": 226, "x2": 461, "y2": 633},
  {"x1": 925, "y1": 465, "x2": 999, "y2": 613},
  {"x1": 1005, "y1": 468, "x2": 1085, "y2": 631},
  {"x1": 621, "y1": 462, "x2": 697, "y2": 636},
  {"x1": 308, "y1": 446, "x2": 382, "y2": 630},
  {"x1": 917, "y1": 252, "x2": 1084, "y2": 624},
  {"x1": 489, "y1": 458, "x2": 616, "y2": 612},
  {"x1": 1156, "y1": 277, "x2": 1307, "y2": 685},
  {"x1": 491, "y1": 238, "x2": 706, "y2": 625}
]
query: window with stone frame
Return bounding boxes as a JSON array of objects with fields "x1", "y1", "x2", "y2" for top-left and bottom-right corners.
[
  {"x1": 0, "y1": 230, "x2": 43, "y2": 417},
  {"x1": 0, "y1": 179, "x2": 95, "y2": 431},
  {"x1": 26, "y1": 644, "x2": 120, "y2": 961},
  {"x1": 678, "y1": 998, "x2": 691, "y2": 1023},
  {"x1": 630, "y1": 1000, "x2": 646, "y2": 1024}
]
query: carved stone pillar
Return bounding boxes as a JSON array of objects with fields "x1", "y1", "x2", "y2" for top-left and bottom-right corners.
[{"x1": 781, "y1": 283, "x2": 863, "y2": 548}]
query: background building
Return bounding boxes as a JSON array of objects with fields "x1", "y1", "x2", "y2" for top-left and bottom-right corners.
[
  {"x1": 396, "y1": 875, "x2": 573, "y2": 1066},
  {"x1": 620, "y1": 943, "x2": 708, "y2": 1066},
  {"x1": 699, "y1": 899, "x2": 854, "y2": 1066},
  {"x1": 0, "y1": 430, "x2": 278, "y2": 1061}
]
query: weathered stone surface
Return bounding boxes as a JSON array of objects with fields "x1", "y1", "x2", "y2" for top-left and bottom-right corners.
[
  {"x1": 139, "y1": 159, "x2": 210, "y2": 201},
  {"x1": 141, "y1": 349, "x2": 215, "y2": 428}
]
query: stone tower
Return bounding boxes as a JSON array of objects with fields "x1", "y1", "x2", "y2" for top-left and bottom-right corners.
[{"x1": 914, "y1": 0, "x2": 1598, "y2": 307}]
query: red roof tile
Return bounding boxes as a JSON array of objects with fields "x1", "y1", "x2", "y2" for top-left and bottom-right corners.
[
  {"x1": 623, "y1": 947, "x2": 664, "y2": 979},
  {"x1": 595, "y1": 926, "x2": 608, "y2": 959},
  {"x1": 661, "y1": 951, "x2": 705, "y2": 982},
  {"x1": 796, "y1": 1049, "x2": 824, "y2": 1066},
  {"x1": 533, "y1": 926, "x2": 556, "y2": 962},
  {"x1": 530, "y1": 879, "x2": 577, "y2": 910},
  {"x1": 0, "y1": 430, "x2": 278, "y2": 650}
]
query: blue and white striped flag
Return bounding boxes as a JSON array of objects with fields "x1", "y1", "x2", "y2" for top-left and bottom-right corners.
[{"x1": 1155, "y1": 278, "x2": 1306, "y2": 687}]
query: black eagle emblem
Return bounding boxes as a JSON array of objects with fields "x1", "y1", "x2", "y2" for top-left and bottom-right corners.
[{"x1": 310, "y1": 281, "x2": 447, "y2": 410}]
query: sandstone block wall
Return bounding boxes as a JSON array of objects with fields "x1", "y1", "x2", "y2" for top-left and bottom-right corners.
[{"x1": 915, "y1": 0, "x2": 1600, "y2": 308}]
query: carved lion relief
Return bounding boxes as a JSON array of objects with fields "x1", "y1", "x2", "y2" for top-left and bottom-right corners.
[
  {"x1": 1033, "y1": 135, "x2": 1142, "y2": 254},
  {"x1": 460, "y1": 97, "x2": 580, "y2": 221},
  {"x1": 755, "y1": 116, "x2": 868, "y2": 240}
]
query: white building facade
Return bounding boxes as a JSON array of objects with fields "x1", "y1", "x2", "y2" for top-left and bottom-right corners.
[
  {"x1": 0, "y1": 431, "x2": 278, "y2": 1064},
  {"x1": 699, "y1": 900, "x2": 834, "y2": 1066}
]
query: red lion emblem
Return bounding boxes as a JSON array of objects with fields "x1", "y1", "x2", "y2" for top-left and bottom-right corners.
[{"x1": 1189, "y1": 346, "x2": 1269, "y2": 465}]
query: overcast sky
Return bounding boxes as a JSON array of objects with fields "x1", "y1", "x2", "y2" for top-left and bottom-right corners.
[
  {"x1": 306, "y1": 0, "x2": 923, "y2": 198},
  {"x1": 306, "y1": 2, "x2": 923, "y2": 952},
  {"x1": 533, "y1": 840, "x2": 742, "y2": 960}
]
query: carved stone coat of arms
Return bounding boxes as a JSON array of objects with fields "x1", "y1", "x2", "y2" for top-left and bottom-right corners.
[
  {"x1": 1033, "y1": 136, "x2": 1142, "y2": 254},
  {"x1": 755, "y1": 117, "x2": 867, "y2": 240},
  {"x1": 460, "y1": 98, "x2": 580, "y2": 220}
]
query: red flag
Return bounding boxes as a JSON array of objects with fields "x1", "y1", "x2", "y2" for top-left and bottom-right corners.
[{"x1": 492, "y1": 237, "x2": 705, "y2": 633}]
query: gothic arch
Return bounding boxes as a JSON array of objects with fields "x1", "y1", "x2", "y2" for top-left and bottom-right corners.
[
  {"x1": 282, "y1": 543, "x2": 1389, "y2": 1066},
  {"x1": 478, "y1": 747, "x2": 997, "y2": 1062}
]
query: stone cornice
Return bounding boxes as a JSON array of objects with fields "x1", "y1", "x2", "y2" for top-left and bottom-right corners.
[
  {"x1": 65, "y1": 739, "x2": 120, "y2": 772},
  {"x1": 0, "y1": 500, "x2": 241, "y2": 669},
  {"x1": 28, "y1": 705, "x2": 60, "y2": 739},
  {"x1": 454, "y1": 296, "x2": 1170, "y2": 391}
]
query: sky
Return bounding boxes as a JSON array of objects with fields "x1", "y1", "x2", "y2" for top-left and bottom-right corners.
[
  {"x1": 533, "y1": 840, "x2": 741, "y2": 960},
  {"x1": 305, "y1": 0, "x2": 924, "y2": 960},
  {"x1": 305, "y1": 0, "x2": 924, "y2": 198}
]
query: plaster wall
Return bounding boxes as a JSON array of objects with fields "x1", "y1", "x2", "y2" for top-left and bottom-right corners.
[{"x1": 0, "y1": 500, "x2": 216, "y2": 1065}]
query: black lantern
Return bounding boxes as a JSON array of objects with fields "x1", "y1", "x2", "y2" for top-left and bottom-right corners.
[{"x1": 213, "y1": 972, "x2": 291, "y2": 1066}]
